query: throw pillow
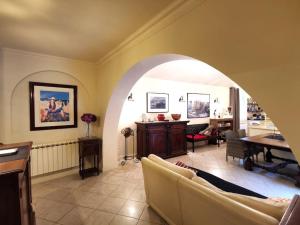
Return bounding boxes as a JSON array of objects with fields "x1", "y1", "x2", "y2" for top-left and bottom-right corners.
[{"x1": 148, "y1": 154, "x2": 195, "y2": 179}]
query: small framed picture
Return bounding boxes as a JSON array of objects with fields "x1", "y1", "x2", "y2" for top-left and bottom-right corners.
[
  {"x1": 187, "y1": 93, "x2": 210, "y2": 118},
  {"x1": 29, "y1": 82, "x2": 78, "y2": 131},
  {"x1": 147, "y1": 92, "x2": 169, "y2": 113}
]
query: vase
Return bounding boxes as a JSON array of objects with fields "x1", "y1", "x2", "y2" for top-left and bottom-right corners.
[
  {"x1": 157, "y1": 114, "x2": 165, "y2": 121},
  {"x1": 86, "y1": 123, "x2": 90, "y2": 137}
]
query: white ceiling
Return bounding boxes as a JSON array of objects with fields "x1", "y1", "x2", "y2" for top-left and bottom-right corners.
[
  {"x1": 0, "y1": 0, "x2": 173, "y2": 61},
  {"x1": 144, "y1": 59, "x2": 238, "y2": 87}
]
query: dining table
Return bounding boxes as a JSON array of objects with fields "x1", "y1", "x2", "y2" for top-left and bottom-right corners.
[{"x1": 240, "y1": 133, "x2": 300, "y2": 187}]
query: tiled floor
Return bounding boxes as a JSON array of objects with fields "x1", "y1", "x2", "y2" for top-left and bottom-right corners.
[{"x1": 33, "y1": 144, "x2": 300, "y2": 225}]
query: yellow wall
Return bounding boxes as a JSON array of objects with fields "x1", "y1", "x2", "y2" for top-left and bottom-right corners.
[
  {"x1": 0, "y1": 48, "x2": 98, "y2": 144},
  {"x1": 97, "y1": 0, "x2": 300, "y2": 161},
  {"x1": 0, "y1": 50, "x2": 3, "y2": 142}
]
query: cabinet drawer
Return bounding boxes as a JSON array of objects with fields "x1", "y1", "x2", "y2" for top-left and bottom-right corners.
[
  {"x1": 147, "y1": 125, "x2": 166, "y2": 132},
  {"x1": 169, "y1": 124, "x2": 186, "y2": 130},
  {"x1": 79, "y1": 143, "x2": 99, "y2": 156}
]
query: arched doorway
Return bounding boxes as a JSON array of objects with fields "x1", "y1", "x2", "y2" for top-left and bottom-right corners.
[
  {"x1": 102, "y1": 53, "x2": 238, "y2": 170},
  {"x1": 102, "y1": 53, "x2": 299, "y2": 197}
]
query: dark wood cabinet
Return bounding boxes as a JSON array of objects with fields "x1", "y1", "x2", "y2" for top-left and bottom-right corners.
[
  {"x1": 0, "y1": 142, "x2": 35, "y2": 225},
  {"x1": 78, "y1": 137, "x2": 102, "y2": 179},
  {"x1": 136, "y1": 121, "x2": 189, "y2": 159}
]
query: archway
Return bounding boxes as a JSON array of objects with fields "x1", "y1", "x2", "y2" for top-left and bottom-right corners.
[{"x1": 102, "y1": 54, "x2": 241, "y2": 170}]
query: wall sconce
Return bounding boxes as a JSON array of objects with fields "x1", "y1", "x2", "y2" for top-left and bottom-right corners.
[
  {"x1": 127, "y1": 93, "x2": 134, "y2": 101},
  {"x1": 179, "y1": 96, "x2": 186, "y2": 102}
]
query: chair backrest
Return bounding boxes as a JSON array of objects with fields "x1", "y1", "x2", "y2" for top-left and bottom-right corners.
[
  {"x1": 224, "y1": 130, "x2": 239, "y2": 140},
  {"x1": 238, "y1": 129, "x2": 247, "y2": 138}
]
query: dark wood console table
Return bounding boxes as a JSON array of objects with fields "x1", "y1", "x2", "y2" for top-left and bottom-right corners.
[
  {"x1": 136, "y1": 120, "x2": 189, "y2": 159},
  {"x1": 241, "y1": 133, "x2": 300, "y2": 186},
  {"x1": 0, "y1": 142, "x2": 35, "y2": 225},
  {"x1": 78, "y1": 137, "x2": 102, "y2": 179}
]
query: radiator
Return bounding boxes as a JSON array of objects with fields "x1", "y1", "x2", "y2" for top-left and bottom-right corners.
[{"x1": 31, "y1": 140, "x2": 79, "y2": 177}]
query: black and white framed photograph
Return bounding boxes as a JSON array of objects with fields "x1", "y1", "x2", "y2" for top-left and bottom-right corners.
[
  {"x1": 147, "y1": 92, "x2": 169, "y2": 113},
  {"x1": 29, "y1": 82, "x2": 78, "y2": 131},
  {"x1": 187, "y1": 93, "x2": 210, "y2": 118}
]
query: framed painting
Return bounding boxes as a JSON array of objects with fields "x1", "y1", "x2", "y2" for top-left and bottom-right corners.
[
  {"x1": 187, "y1": 93, "x2": 210, "y2": 118},
  {"x1": 29, "y1": 82, "x2": 78, "y2": 131},
  {"x1": 147, "y1": 92, "x2": 169, "y2": 113}
]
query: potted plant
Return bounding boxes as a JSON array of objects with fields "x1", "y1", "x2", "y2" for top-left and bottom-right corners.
[{"x1": 81, "y1": 113, "x2": 97, "y2": 137}]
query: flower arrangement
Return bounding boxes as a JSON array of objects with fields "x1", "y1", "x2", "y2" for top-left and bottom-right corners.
[{"x1": 81, "y1": 113, "x2": 97, "y2": 137}]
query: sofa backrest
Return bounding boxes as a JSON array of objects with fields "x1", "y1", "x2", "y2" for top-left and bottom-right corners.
[
  {"x1": 142, "y1": 157, "x2": 279, "y2": 225},
  {"x1": 141, "y1": 157, "x2": 183, "y2": 225},
  {"x1": 186, "y1": 123, "x2": 209, "y2": 135}
]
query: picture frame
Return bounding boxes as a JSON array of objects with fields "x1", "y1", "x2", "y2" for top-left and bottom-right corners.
[
  {"x1": 187, "y1": 93, "x2": 210, "y2": 118},
  {"x1": 147, "y1": 92, "x2": 169, "y2": 113},
  {"x1": 29, "y1": 82, "x2": 78, "y2": 131}
]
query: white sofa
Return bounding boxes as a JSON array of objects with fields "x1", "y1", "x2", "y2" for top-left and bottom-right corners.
[{"x1": 141, "y1": 154, "x2": 297, "y2": 225}]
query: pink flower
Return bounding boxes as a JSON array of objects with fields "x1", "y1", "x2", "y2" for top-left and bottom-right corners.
[{"x1": 81, "y1": 113, "x2": 97, "y2": 124}]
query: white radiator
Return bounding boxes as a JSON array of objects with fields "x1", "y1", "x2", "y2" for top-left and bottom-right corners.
[{"x1": 31, "y1": 140, "x2": 79, "y2": 176}]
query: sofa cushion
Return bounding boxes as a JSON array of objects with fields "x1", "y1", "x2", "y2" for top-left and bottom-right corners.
[
  {"x1": 186, "y1": 134, "x2": 208, "y2": 140},
  {"x1": 192, "y1": 176, "x2": 222, "y2": 192},
  {"x1": 148, "y1": 154, "x2": 195, "y2": 179},
  {"x1": 220, "y1": 191, "x2": 290, "y2": 221}
]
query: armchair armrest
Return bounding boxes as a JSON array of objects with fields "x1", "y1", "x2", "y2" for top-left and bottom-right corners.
[{"x1": 279, "y1": 195, "x2": 300, "y2": 225}]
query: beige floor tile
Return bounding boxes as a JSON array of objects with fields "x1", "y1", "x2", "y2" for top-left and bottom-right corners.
[
  {"x1": 137, "y1": 221, "x2": 161, "y2": 225},
  {"x1": 58, "y1": 206, "x2": 93, "y2": 225},
  {"x1": 97, "y1": 197, "x2": 126, "y2": 213},
  {"x1": 42, "y1": 188, "x2": 72, "y2": 201},
  {"x1": 62, "y1": 190, "x2": 107, "y2": 208},
  {"x1": 109, "y1": 188, "x2": 134, "y2": 199},
  {"x1": 36, "y1": 218, "x2": 56, "y2": 225},
  {"x1": 46, "y1": 174, "x2": 84, "y2": 190},
  {"x1": 128, "y1": 189, "x2": 146, "y2": 202},
  {"x1": 83, "y1": 210, "x2": 114, "y2": 225},
  {"x1": 109, "y1": 215, "x2": 138, "y2": 225},
  {"x1": 140, "y1": 206, "x2": 164, "y2": 224},
  {"x1": 35, "y1": 198, "x2": 74, "y2": 222},
  {"x1": 78, "y1": 182, "x2": 118, "y2": 195},
  {"x1": 118, "y1": 200, "x2": 146, "y2": 219}
]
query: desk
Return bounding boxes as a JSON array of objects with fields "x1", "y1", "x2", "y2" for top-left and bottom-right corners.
[{"x1": 241, "y1": 133, "x2": 300, "y2": 187}]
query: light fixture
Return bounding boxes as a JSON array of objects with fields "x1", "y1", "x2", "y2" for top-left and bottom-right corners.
[
  {"x1": 127, "y1": 93, "x2": 134, "y2": 101},
  {"x1": 179, "y1": 96, "x2": 186, "y2": 102}
]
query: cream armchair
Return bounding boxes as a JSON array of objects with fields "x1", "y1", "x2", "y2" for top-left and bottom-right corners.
[{"x1": 141, "y1": 154, "x2": 298, "y2": 225}]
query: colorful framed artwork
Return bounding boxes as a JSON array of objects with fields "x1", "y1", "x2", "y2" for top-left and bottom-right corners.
[
  {"x1": 147, "y1": 92, "x2": 169, "y2": 113},
  {"x1": 187, "y1": 93, "x2": 210, "y2": 118},
  {"x1": 29, "y1": 82, "x2": 78, "y2": 131}
]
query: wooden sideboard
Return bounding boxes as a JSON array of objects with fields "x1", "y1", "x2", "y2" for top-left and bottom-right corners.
[
  {"x1": 0, "y1": 142, "x2": 35, "y2": 225},
  {"x1": 136, "y1": 120, "x2": 189, "y2": 159}
]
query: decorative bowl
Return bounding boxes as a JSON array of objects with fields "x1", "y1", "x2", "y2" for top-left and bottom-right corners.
[
  {"x1": 157, "y1": 114, "x2": 165, "y2": 121},
  {"x1": 171, "y1": 114, "x2": 181, "y2": 120}
]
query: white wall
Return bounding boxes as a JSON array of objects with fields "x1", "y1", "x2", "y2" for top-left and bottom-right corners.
[
  {"x1": 0, "y1": 48, "x2": 98, "y2": 144},
  {"x1": 117, "y1": 76, "x2": 230, "y2": 159}
]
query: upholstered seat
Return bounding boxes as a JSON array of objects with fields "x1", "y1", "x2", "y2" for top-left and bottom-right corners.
[{"x1": 186, "y1": 134, "x2": 208, "y2": 140}]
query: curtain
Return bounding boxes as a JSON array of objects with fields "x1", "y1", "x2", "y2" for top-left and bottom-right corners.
[{"x1": 230, "y1": 87, "x2": 240, "y2": 131}]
